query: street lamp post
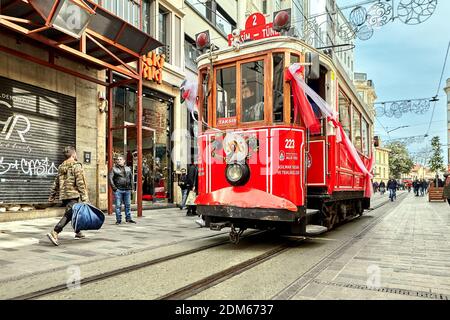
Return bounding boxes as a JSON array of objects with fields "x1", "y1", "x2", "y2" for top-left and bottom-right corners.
[{"x1": 386, "y1": 125, "x2": 410, "y2": 134}]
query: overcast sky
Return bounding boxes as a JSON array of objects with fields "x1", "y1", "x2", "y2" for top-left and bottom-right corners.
[{"x1": 336, "y1": 0, "x2": 450, "y2": 165}]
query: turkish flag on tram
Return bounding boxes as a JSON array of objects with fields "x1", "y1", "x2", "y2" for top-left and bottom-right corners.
[{"x1": 285, "y1": 67, "x2": 321, "y2": 134}]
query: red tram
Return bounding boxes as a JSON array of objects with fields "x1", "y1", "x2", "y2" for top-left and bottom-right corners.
[{"x1": 192, "y1": 17, "x2": 374, "y2": 243}]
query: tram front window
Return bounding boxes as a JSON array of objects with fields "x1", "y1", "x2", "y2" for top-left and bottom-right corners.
[
  {"x1": 241, "y1": 60, "x2": 264, "y2": 123},
  {"x1": 216, "y1": 66, "x2": 236, "y2": 123}
]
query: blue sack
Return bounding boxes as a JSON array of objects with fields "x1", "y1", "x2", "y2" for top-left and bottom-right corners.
[{"x1": 71, "y1": 203, "x2": 105, "y2": 233}]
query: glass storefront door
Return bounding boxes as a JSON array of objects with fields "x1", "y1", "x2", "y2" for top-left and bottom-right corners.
[{"x1": 110, "y1": 84, "x2": 173, "y2": 206}]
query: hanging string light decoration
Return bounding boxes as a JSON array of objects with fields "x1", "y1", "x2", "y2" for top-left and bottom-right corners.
[
  {"x1": 356, "y1": 24, "x2": 374, "y2": 40},
  {"x1": 374, "y1": 97, "x2": 434, "y2": 118},
  {"x1": 397, "y1": 0, "x2": 438, "y2": 25},
  {"x1": 349, "y1": 6, "x2": 368, "y2": 27},
  {"x1": 385, "y1": 135, "x2": 427, "y2": 145},
  {"x1": 366, "y1": 1, "x2": 393, "y2": 28},
  {"x1": 305, "y1": 0, "x2": 439, "y2": 44}
]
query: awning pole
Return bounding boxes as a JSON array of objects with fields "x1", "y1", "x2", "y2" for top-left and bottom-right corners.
[
  {"x1": 107, "y1": 69, "x2": 114, "y2": 215},
  {"x1": 137, "y1": 58, "x2": 143, "y2": 217}
]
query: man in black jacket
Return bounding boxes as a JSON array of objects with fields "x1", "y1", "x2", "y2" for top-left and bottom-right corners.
[
  {"x1": 109, "y1": 155, "x2": 136, "y2": 224},
  {"x1": 186, "y1": 164, "x2": 198, "y2": 216},
  {"x1": 387, "y1": 178, "x2": 398, "y2": 202},
  {"x1": 178, "y1": 168, "x2": 189, "y2": 210}
]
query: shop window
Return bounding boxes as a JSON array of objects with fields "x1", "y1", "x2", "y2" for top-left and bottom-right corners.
[
  {"x1": 273, "y1": 53, "x2": 284, "y2": 123},
  {"x1": 113, "y1": 87, "x2": 137, "y2": 126},
  {"x1": 352, "y1": 108, "x2": 362, "y2": 152},
  {"x1": 362, "y1": 118, "x2": 370, "y2": 155},
  {"x1": 338, "y1": 90, "x2": 351, "y2": 138},
  {"x1": 241, "y1": 60, "x2": 265, "y2": 123},
  {"x1": 216, "y1": 66, "x2": 237, "y2": 123}
]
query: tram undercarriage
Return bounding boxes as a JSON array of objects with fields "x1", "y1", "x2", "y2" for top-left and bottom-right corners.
[{"x1": 198, "y1": 193, "x2": 370, "y2": 243}]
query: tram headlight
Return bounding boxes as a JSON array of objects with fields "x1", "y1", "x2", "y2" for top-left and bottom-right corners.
[{"x1": 225, "y1": 163, "x2": 250, "y2": 186}]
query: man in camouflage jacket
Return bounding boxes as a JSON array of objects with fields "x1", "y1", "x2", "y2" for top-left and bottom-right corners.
[{"x1": 47, "y1": 146, "x2": 89, "y2": 246}]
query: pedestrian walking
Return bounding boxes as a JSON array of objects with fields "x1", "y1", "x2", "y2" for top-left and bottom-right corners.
[
  {"x1": 46, "y1": 146, "x2": 89, "y2": 246},
  {"x1": 379, "y1": 180, "x2": 386, "y2": 195},
  {"x1": 178, "y1": 168, "x2": 189, "y2": 210},
  {"x1": 373, "y1": 181, "x2": 379, "y2": 193},
  {"x1": 387, "y1": 178, "x2": 397, "y2": 202},
  {"x1": 413, "y1": 179, "x2": 420, "y2": 196},
  {"x1": 419, "y1": 179, "x2": 424, "y2": 196},
  {"x1": 185, "y1": 164, "x2": 198, "y2": 216},
  {"x1": 109, "y1": 154, "x2": 136, "y2": 224}
]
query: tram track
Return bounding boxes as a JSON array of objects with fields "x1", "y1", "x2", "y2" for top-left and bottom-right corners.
[
  {"x1": 271, "y1": 192, "x2": 408, "y2": 300},
  {"x1": 156, "y1": 194, "x2": 404, "y2": 300},
  {"x1": 12, "y1": 194, "x2": 401, "y2": 300},
  {"x1": 11, "y1": 230, "x2": 264, "y2": 300}
]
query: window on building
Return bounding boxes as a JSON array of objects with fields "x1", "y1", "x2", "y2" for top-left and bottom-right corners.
[
  {"x1": 338, "y1": 91, "x2": 351, "y2": 137},
  {"x1": 95, "y1": 0, "x2": 141, "y2": 28},
  {"x1": 185, "y1": 35, "x2": 199, "y2": 71},
  {"x1": 159, "y1": 6, "x2": 170, "y2": 63},
  {"x1": 186, "y1": 0, "x2": 235, "y2": 36},
  {"x1": 216, "y1": 66, "x2": 237, "y2": 122},
  {"x1": 262, "y1": 0, "x2": 268, "y2": 14},
  {"x1": 216, "y1": 4, "x2": 235, "y2": 35},
  {"x1": 352, "y1": 109, "x2": 362, "y2": 152},
  {"x1": 142, "y1": 0, "x2": 152, "y2": 35},
  {"x1": 273, "y1": 53, "x2": 284, "y2": 122},
  {"x1": 174, "y1": 15, "x2": 182, "y2": 67}
]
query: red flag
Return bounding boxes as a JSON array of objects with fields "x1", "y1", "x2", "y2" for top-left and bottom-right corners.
[{"x1": 285, "y1": 67, "x2": 321, "y2": 134}]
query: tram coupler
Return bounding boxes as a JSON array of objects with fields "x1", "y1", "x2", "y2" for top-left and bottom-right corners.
[{"x1": 209, "y1": 221, "x2": 231, "y2": 231}]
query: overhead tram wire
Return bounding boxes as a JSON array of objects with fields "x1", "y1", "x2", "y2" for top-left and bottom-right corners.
[{"x1": 425, "y1": 40, "x2": 450, "y2": 136}]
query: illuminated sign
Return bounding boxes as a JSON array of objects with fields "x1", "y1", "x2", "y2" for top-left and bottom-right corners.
[
  {"x1": 142, "y1": 52, "x2": 165, "y2": 84},
  {"x1": 227, "y1": 13, "x2": 281, "y2": 46}
]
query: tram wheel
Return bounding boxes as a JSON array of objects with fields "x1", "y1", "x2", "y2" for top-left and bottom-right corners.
[
  {"x1": 322, "y1": 203, "x2": 338, "y2": 230},
  {"x1": 229, "y1": 225, "x2": 245, "y2": 244}
]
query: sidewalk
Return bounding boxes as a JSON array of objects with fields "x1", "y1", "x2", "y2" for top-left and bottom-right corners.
[
  {"x1": 0, "y1": 208, "x2": 214, "y2": 285},
  {"x1": 294, "y1": 192, "x2": 450, "y2": 299}
]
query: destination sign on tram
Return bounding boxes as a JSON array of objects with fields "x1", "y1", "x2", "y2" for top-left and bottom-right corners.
[{"x1": 227, "y1": 13, "x2": 281, "y2": 46}]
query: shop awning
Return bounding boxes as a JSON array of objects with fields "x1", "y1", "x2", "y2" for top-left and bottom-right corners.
[{"x1": 0, "y1": 0, "x2": 163, "y2": 79}]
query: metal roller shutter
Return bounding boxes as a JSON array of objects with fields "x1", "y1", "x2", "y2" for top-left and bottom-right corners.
[{"x1": 0, "y1": 76, "x2": 76, "y2": 204}]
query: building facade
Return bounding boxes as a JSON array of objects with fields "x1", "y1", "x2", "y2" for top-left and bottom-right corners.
[
  {"x1": 0, "y1": 0, "x2": 183, "y2": 219},
  {"x1": 374, "y1": 146, "x2": 390, "y2": 183}
]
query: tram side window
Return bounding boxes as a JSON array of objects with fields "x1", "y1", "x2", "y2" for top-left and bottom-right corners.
[
  {"x1": 201, "y1": 72, "x2": 209, "y2": 131},
  {"x1": 352, "y1": 109, "x2": 362, "y2": 152},
  {"x1": 362, "y1": 118, "x2": 370, "y2": 155},
  {"x1": 273, "y1": 53, "x2": 284, "y2": 122},
  {"x1": 290, "y1": 54, "x2": 300, "y2": 124},
  {"x1": 216, "y1": 67, "x2": 237, "y2": 123},
  {"x1": 338, "y1": 91, "x2": 351, "y2": 138},
  {"x1": 241, "y1": 60, "x2": 265, "y2": 123}
]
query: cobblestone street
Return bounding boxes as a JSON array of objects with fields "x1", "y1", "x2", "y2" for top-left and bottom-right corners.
[{"x1": 1, "y1": 191, "x2": 449, "y2": 300}]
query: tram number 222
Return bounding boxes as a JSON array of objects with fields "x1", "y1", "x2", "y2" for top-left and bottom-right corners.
[{"x1": 285, "y1": 139, "x2": 295, "y2": 149}]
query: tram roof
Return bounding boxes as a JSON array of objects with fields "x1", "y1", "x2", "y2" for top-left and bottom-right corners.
[{"x1": 197, "y1": 36, "x2": 374, "y2": 124}]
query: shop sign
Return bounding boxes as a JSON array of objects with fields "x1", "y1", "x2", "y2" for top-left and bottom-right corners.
[
  {"x1": 142, "y1": 51, "x2": 165, "y2": 84},
  {"x1": 227, "y1": 13, "x2": 280, "y2": 46}
]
